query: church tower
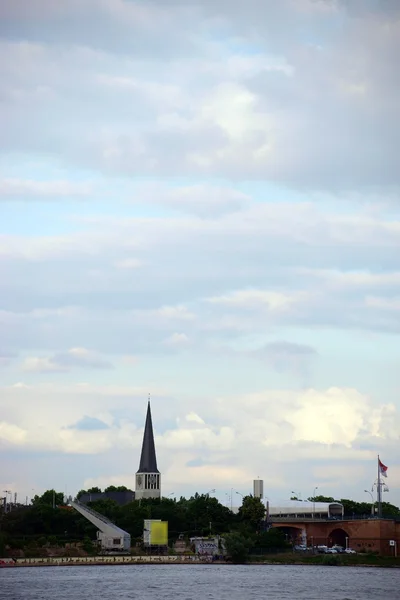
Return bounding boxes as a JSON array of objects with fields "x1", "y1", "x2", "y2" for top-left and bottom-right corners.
[{"x1": 135, "y1": 400, "x2": 161, "y2": 500}]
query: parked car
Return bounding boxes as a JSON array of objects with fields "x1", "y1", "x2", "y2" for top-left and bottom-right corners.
[
  {"x1": 332, "y1": 545, "x2": 344, "y2": 553},
  {"x1": 344, "y1": 548, "x2": 356, "y2": 554}
]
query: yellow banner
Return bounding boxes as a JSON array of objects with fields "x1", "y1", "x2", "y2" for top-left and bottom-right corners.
[{"x1": 150, "y1": 521, "x2": 168, "y2": 545}]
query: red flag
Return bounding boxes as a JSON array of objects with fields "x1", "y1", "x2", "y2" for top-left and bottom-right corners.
[{"x1": 378, "y1": 458, "x2": 388, "y2": 478}]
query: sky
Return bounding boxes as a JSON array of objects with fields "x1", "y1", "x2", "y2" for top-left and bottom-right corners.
[{"x1": 1, "y1": 0, "x2": 400, "y2": 509}]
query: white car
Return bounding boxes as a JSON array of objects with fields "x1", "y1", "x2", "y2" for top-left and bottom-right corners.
[{"x1": 344, "y1": 548, "x2": 356, "y2": 554}]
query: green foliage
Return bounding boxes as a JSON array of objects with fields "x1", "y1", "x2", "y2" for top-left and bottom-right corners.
[
  {"x1": 77, "y1": 487, "x2": 102, "y2": 498},
  {"x1": 3, "y1": 487, "x2": 400, "y2": 555},
  {"x1": 37, "y1": 536, "x2": 47, "y2": 547},
  {"x1": 105, "y1": 486, "x2": 128, "y2": 492},
  {"x1": 224, "y1": 532, "x2": 253, "y2": 563},
  {"x1": 238, "y1": 495, "x2": 265, "y2": 530},
  {"x1": 32, "y1": 490, "x2": 64, "y2": 507},
  {"x1": 0, "y1": 533, "x2": 6, "y2": 555},
  {"x1": 254, "y1": 527, "x2": 288, "y2": 550},
  {"x1": 308, "y1": 495, "x2": 335, "y2": 503},
  {"x1": 321, "y1": 553, "x2": 341, "y2": 566},
  {"x1": 82, "y1": 536, "x2": 96, "y2": 555}
]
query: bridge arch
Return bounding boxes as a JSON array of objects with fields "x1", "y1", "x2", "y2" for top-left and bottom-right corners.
[
  {"x1": 273, "y1": 525, "x2": 304, "y2": 544},
  {"x1": 329, "y1": 527, "x2": 349, "y2": 547}
]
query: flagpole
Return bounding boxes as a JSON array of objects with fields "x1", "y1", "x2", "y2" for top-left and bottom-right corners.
[{"x1": 377, "y1": 455, "x2": 382, "y2": 518}]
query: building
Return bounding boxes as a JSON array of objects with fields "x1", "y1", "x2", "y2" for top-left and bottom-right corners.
[
  {"x1": 270, "y1": 517, "x2": 400, "y2": 556},
  {"x1": 135, "y1": 401, "x2": 161, "y2": 500},
  {"x1": 79, "y1": 400, "x2": 161, "y2": 505},
  {"x1": 78, "y1": 489, "x2": 135, "y2": 506},
  {"x1": 253, "y1": 479, "x2": 264, "y2": 499},
  {"x1": 267, "y1": 500, "x2": 344, "y2": 519}
]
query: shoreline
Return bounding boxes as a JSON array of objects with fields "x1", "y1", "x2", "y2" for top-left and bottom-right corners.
[{"x1": 2, "y1": 558, "x2": 399, "y2": 569}]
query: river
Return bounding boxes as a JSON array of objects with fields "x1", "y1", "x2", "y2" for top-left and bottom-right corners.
[{"x1": 0, "y1": 564, "x2": 398, "y2": 599}]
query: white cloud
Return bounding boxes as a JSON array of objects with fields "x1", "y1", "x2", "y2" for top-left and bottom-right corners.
[
  {"x1": 21, "y1": 347, "x2": 113, "y2": 373},
  {"x1": 1, "y1": 0, "x2": 400, "y2": 506},
  {"x1": 0, "y1": 178, "x2": 92, "y2": 199}
]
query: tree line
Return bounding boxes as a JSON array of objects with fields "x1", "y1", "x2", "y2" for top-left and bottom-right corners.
[{"x1": 1, "y1": 489, "x2": 399, "y2": 558}]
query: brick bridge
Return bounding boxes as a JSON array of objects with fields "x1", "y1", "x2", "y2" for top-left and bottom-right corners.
[{"x1": 270, "y1": 518, "x2": 400, "y2": 556}]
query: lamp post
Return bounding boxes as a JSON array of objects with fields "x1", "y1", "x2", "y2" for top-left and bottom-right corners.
[
  {"x1": 206, "y1": 489, "x2": 216, "y2": 496},
  {"x1": 3, "y1": 491, "x2": 11, "y2": 513},
  {"x1": 313, "y1": 487, "x2": 318, "y2": 519},
  {"x1": 364, "y1": 489, "x2": 374, "y2": 516}
]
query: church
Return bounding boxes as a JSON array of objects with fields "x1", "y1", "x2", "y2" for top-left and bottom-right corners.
[
  {"x1": 78, "y1": 401, "x2": 161, "y2": 506},
  {"x1": 135, "y1": 400, "x2": 161, "y2": 500}
]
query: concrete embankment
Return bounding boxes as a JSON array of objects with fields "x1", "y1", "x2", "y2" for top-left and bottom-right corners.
[{"x1": 1, "y1": 556, "x2": 224, "y2": 568}]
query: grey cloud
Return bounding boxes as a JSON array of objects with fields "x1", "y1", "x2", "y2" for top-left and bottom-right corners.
[
  {"x1": 0, "y1": 3, "x2": 399, "y2": 189},
  {"x1": 67, "y1": 416, "x2": 110, "y2": 431},
  {"x1": 1, "y1": 202, "x2": 400, "y2": 354}
]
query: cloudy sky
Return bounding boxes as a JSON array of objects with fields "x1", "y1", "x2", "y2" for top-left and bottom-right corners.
[{"x1": 1, "y1": 0, "x2": 400, "y2": 509}]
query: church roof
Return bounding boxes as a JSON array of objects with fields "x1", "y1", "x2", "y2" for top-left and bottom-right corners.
[{"x1": 137, "y1": 401, "x2": 159, "y2": 473}]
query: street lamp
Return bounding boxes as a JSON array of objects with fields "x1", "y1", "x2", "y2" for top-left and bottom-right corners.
[
  {"x1": 364, "y1": 490, "x2": 374, "y2": 516},
  {"x1": 313, "y1": 487, "x2": 318, "y2": 519},
  {"x1": 206, "y1": 489, "x2": 216, "y2": 496},
  {"x1": 3, "y1": 491, "x2": 11, "y2": 513}
]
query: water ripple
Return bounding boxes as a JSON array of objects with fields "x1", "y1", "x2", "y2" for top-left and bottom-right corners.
[{"x1": 0, "y1": 564, "x2": 398, "y2": 600}]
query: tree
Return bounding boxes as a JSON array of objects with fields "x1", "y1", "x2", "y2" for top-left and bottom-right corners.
[
  {"x1": 238, "y1": 495, "x2": 265, "y2": 530},
  {"x1": 32, "y1": 490, "x2": 64, "y2": 507},
  {"x1": 224, "y1": 532, "x2": 252, "y2": 563},
  {"x1": 105, "y1": 486, "x2": 128, "y2": 492},
  {"x1": 308, "y1": 495, "x2": 335, "y2": 503},
  {"x1": 254, "y1": 528, "x2": 288, "y2": 550}
]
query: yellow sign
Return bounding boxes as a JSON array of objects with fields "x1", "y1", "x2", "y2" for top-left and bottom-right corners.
[{"x1": 150, "y1": 521, "x2": 168, "y2": 545}]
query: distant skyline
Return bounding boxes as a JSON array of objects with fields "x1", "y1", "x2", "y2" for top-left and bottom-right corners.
[{"x1": 0, "y1": 1, "x2": 399, "y2": 508}]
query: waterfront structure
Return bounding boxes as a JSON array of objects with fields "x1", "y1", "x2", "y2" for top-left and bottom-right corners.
[
  {"x1": 267, "y1": 500, "x2": 344, "y2": 519},
  {"x1": 69, "y1": 498, "x2": 131, "y2": 551},
  {"x1": 135, "y1": 401, "x2": 161, "y2": 500},
  {"x1": 269, "y1": 516, "x2": 400, "y2": 556}
]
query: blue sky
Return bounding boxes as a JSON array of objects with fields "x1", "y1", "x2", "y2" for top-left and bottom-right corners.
[{"x1": 0, "y1": 0, "x2": 399, "y2": 509}]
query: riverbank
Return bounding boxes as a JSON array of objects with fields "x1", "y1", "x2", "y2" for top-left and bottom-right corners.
[{"x1": 2, "y1": 553, "x2": 400, "y2": 568}]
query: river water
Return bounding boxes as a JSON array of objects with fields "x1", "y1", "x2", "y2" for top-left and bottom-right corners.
[{"x1": 0, "y1": 564, "x2": 398, "y2": 600}]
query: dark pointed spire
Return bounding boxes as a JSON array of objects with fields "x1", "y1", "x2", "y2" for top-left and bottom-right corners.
[{"x1": 137, "y1": 398, "x2": 159, "y2": 473}]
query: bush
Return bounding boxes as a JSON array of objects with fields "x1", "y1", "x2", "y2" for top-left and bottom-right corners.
[
  {"x1": 224, "y1": 532, "x2": 253, "y2": 563},
  {"x1": 321, "y1": 554, "x2": 341, "y2": 566}
]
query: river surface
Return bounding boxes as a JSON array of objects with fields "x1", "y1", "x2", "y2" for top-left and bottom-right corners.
[{"x1": 0, "y1": 564, "x2": 398, "y2": 600}]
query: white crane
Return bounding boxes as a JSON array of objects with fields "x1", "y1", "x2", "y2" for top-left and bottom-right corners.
[{"x1": 69, "y1": 498, "x2": 131, "y2": 552}]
